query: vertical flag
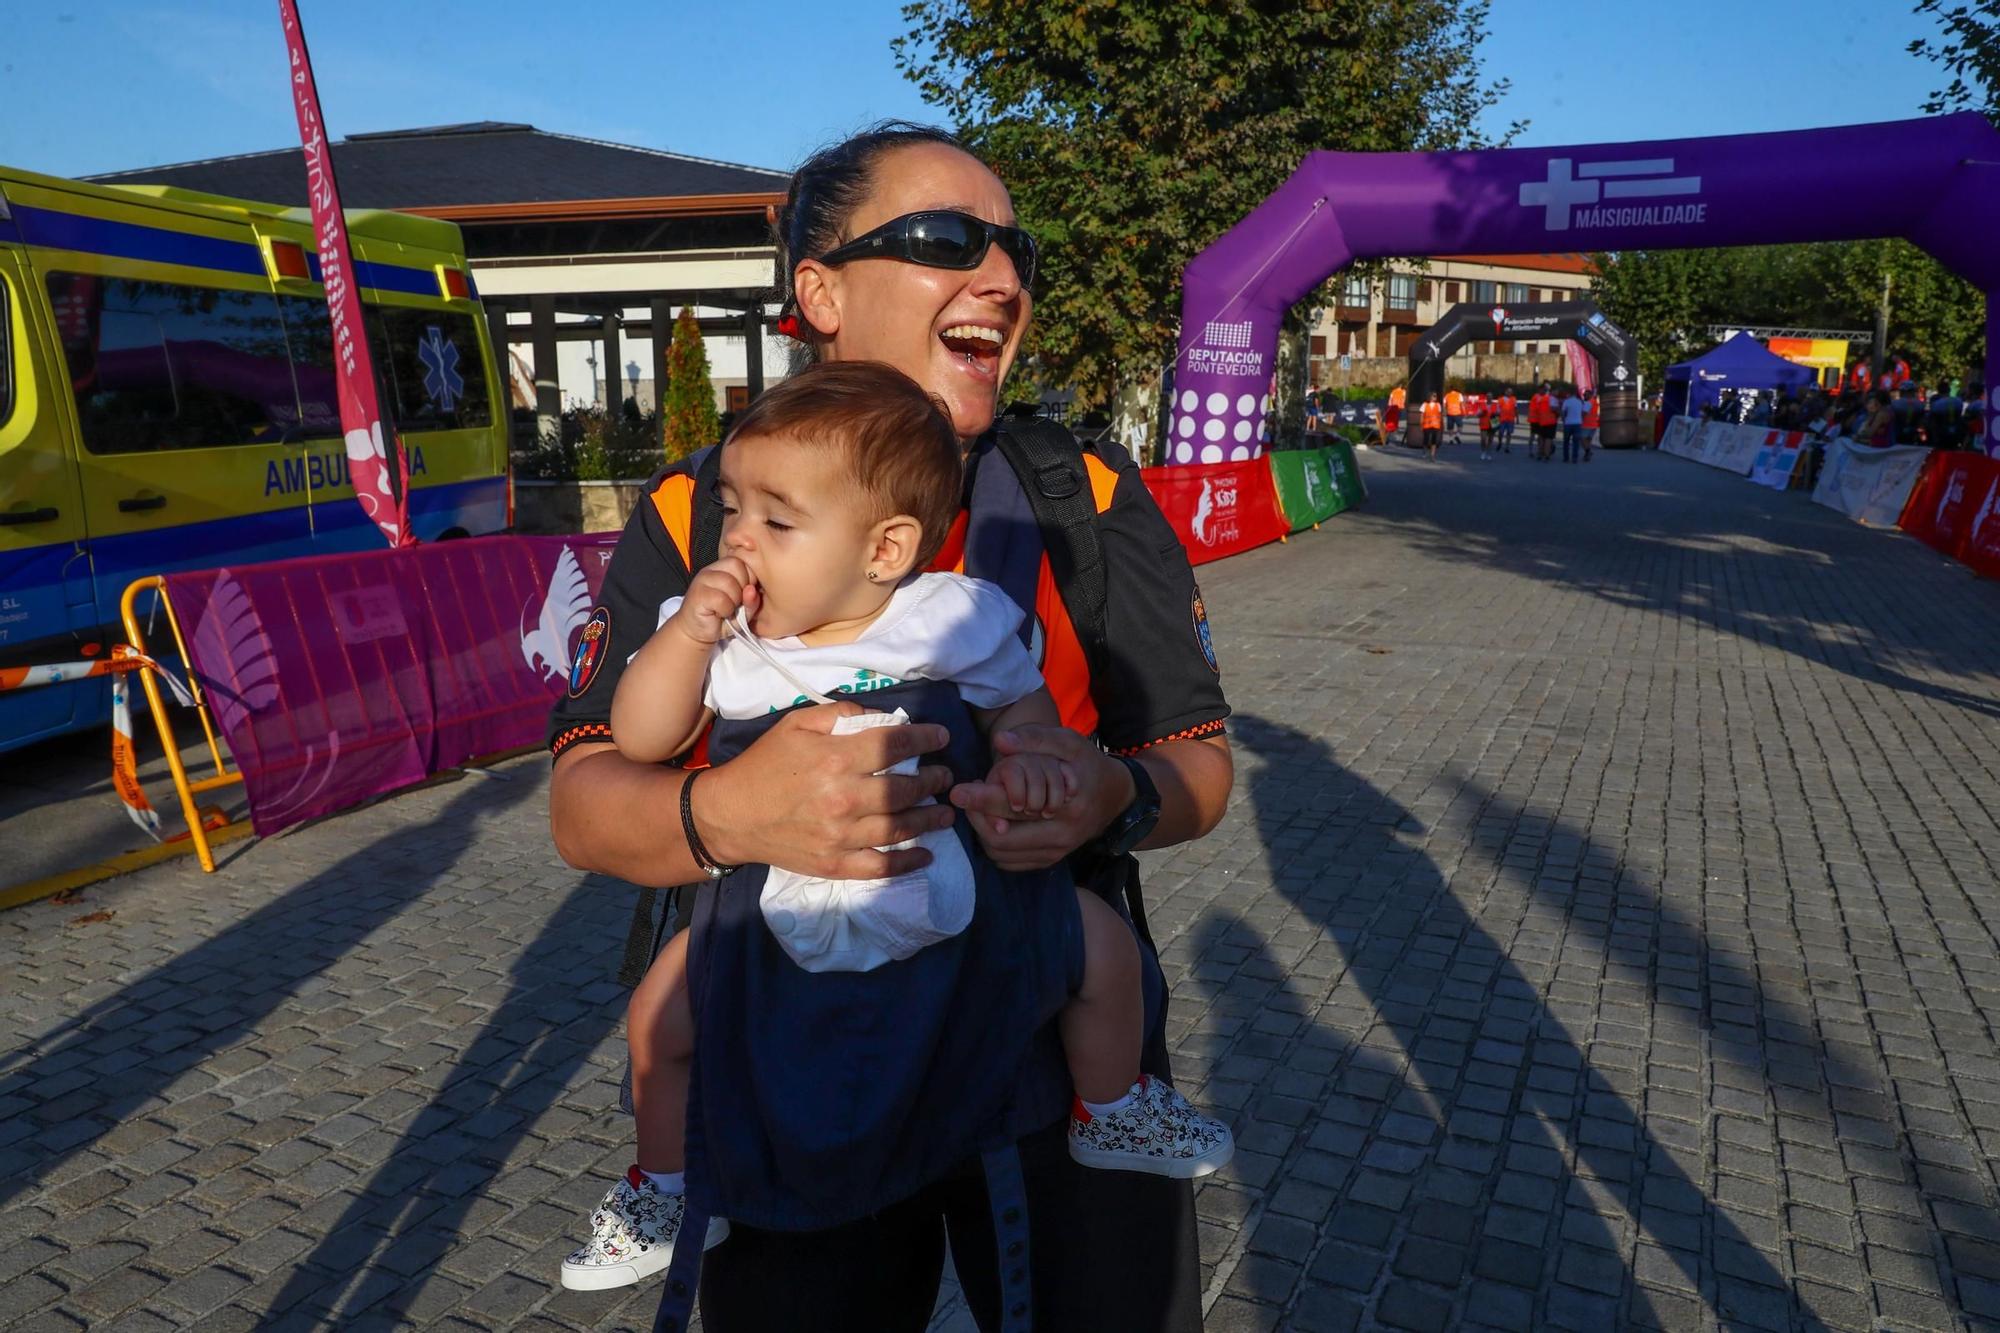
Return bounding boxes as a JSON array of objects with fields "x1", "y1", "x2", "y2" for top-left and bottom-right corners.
[
  {"x1": 1566, "y1": 340, "x2": 1597, "y2": 395},
  {"x1": 276, "y1": 0, "x2": 413, "y2": 547}
]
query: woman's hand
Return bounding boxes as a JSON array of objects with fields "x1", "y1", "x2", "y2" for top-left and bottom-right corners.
[
  {"x1": 697, "y1": 701, "x2": 958, "y2": 879},
  {"x1": 950, "y1": 725, "x2": 1132, "y2": 871}
]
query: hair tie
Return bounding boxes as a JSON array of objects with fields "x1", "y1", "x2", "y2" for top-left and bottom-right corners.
[{"x1": 775, "y1": 312, "x2": 804, "y2": 341}]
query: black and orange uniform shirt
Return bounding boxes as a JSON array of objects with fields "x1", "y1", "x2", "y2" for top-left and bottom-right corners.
[{"x1": 548, "y1": 434, "x2": 1229, "y2": 763}]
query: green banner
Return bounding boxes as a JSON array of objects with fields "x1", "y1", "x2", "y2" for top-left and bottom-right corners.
[
  {"x1": 1268, "y1": 448, "x2": 1343, "y2": 531},
  {"x1": 1267, "y1": 446, "x2": 1364, "y2": 531},
  {"x1": 1323, "y1": 441, "x2": 1367, "y2": 510}
]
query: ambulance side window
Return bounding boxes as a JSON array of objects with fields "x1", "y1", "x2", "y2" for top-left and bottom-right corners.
[
  {"x1": 280, "y1": 298, "x2": 491, "y2": 436},
  {"x1": 45, "y1": 273, "x2": 300, "y2": 454}
]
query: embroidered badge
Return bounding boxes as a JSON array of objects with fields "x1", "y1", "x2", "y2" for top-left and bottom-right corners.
[
  {"x1": 1192, "y1": 588, "x2": 1218, "y2": 674},
  {"x1": 568, "y1": 606, "x2": 611, "y2": 697}
]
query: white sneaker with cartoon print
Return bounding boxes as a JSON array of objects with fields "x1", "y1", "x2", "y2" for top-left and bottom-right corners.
[
  {"x1": 559, "y1": 1167, "x2": 730, "y2": 1291},
  {"x1": 1067, "y1": 1075, "x2": 1234, "y2": 1179}
]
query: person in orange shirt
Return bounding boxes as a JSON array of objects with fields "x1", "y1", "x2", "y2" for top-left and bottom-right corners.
[
  {"x1": 1496, "y1": 389, "x2": 1518, "y2": 453},
  {"x1": 1389, "y1": 384, "x2": 1407, "y2": 411},
  {"x1": 1581, "y1": 390, "x2": 1601, "y2": 461},
  {"x1": 1442, "y1": 387, "x2": 1465, "y2": 445},
  {"x1": 1528, "y1": 383, "x2": 1557, "y2": 461},
  {"x1": 1477, "y1": 395, "x2": 1496, "y2": 460},
  {"x1": 1420, "y1": 393, "x2": 1444, "y2": 461}
]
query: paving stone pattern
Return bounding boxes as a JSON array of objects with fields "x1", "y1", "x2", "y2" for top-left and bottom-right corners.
[{"x1": 4, "y1": 445, "x2": 1999, "y2": 1332}]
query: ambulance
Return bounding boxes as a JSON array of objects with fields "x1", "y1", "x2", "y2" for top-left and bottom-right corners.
[{"x1": 0, "y1": 164, "x2": 510, "y2": 752}]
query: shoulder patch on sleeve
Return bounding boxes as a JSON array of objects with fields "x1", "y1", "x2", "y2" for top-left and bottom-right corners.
[
  {"x1": 568, "y1": 606, "x2": 612, "y2": 698},
  {"x1": 1192, "y1": 587, "x2": 1218, "y2": 674}
]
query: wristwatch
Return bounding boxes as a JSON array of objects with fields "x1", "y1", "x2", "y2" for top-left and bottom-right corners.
[{"x1": 1091, "y1": 753, "x2": 1162, "y2": 860}]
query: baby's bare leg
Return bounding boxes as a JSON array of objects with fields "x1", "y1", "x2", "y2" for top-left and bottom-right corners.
[
  {"x1": 1060, "y1": 889, "x2": 1143, "y2": 1104},
  {"x1": 627, "y1": 930, "x2": 694, "y2": 1173}
]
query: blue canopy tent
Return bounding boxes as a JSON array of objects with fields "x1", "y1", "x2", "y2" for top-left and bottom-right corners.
[{"x1": 1662, "y1": 333, "x2": 1817, "y2": 419}]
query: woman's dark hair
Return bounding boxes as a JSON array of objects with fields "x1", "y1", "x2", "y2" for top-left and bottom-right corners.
[{"x1": 774, "y1": 121, "x2": 969, "y2": 362}]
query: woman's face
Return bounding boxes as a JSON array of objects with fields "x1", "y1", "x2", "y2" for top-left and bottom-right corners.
[{"x1": 800, "y1": 144, "x2": 1030, "y2": 439}]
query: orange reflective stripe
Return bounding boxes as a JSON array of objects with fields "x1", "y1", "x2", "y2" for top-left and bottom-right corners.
[
  {"x1": 1037, "y1": 558, "x2": 1099, "y2": 736},
  {"x1": 1084, "y1": 455, "x2": 1119, "y2": 514},
  {"x1": 650, "y1": 473, "x2": 697, "y2": 570},
  {"x1": 930, "y1": 510, "x2": 970, "y2": 574}
]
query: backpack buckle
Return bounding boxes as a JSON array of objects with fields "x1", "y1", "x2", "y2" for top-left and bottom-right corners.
[{"x1": 1033, "y1": 463, "x2": 1080, "y2": 500}]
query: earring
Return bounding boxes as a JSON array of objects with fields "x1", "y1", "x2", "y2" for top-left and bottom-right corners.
[{"x1": 866, "y1": 570, "x2": 879, "y2": 582}]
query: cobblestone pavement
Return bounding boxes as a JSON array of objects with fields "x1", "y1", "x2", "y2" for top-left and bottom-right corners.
[{"x1": 5, "y1": 444, "x2": 2000, "y2": 1333}]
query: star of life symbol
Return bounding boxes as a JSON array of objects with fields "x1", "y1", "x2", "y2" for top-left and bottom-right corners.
[
  {"x1": 419, "y1": 326, "x2": 464, "y2": 411},
  {"x1": 1203, "y1": 320, "x2": 1254, "y2": 349},
  {"x1": 1519, "y1": 158, "x2": 1703, "y2": 231}
]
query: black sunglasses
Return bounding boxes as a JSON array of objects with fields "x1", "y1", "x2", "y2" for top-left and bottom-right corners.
[{"x1": 817, "y1": 211, "x2": 1037, "y2": 293}]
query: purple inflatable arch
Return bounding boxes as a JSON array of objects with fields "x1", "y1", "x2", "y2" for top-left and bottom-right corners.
[{"x1": 1171, "y1": 113, "x2": 2000, "y2": 464}]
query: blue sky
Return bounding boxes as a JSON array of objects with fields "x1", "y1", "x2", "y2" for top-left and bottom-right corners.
[{"x1": 0, "y1": 1, "x2": 1957, "y2": 179}]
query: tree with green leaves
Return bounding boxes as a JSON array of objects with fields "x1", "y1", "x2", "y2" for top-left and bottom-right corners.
[
  {"x1": 1911, "y1": 0, "x2": 2000, "y2": 124},
  {"x1": 660, "y1": 306, "x2": 720, "y2": 462},
  {"x1": 895, "y1": 0, "x2": 1518, "y2": 441},
  {"x1": 1589, "y1": 241, "x2": 1983, "y2": 387}
]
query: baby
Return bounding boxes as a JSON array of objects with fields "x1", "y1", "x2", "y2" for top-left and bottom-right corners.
[{"x1": 560, "y1": 362, "x2": 1232, "y2": 1291}]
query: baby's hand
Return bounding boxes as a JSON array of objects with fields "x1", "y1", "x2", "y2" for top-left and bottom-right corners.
[
  {"x1": 671, "y1": 557, "x2": 758, "y2": 646},
  {"x1": 987, "y1": 751, "x2": 1078, "y2": 819}
]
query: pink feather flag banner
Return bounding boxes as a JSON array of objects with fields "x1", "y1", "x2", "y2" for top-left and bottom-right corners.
[{"x1": 277, "y1": 0, "x2": 413, "y2": 547}]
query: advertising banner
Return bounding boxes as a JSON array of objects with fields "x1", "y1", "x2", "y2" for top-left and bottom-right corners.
[
  {"x1": 1900, "y1": 452, "x2": 2000, "y2": 575},
  {"x1": 277, "y1": 0, "x2": 412, "y2": 547},
  {"x1": 1268, "y1": 448, "x2": 1344, "y2": 531},
  {"x1": 1749, "y1": 431, "x2": 1807, "y2": 489},
  {"x1": 1659, "y1": 415, "x2": 1701, "y2": 459},
  {"x1": 1702, "y1": 422, "x2": 1764, "y2": 475},
  {"x1": 1325, "y1": 440, "x2": 1368, "y2": 508},
  {"x1": 1141, "y1": 459, "x2": 1289, "y2": 566},
  {"x1": 162, "y1": 534, "x2": 619, "y2": 835},
  {"x1": 1811, "y1": 440, "x2": 1932, "y2": 526}
]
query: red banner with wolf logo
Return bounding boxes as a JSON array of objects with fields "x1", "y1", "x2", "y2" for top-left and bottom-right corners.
[
  {"x1": 1900, "y1": 451, "x2": 2000, "y2": 580},
  {"x1": 1141, "y1": 460, "x2": 1289, "y2": 566},
  {"x1": 162, "y1": 535, "x2": 618, "y2": 835},
  {"x1": 277, "y1": 0, "x2": 412, "y2": 547}
]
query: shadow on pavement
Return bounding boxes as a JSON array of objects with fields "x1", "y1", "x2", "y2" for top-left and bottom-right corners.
[
  {"x1": 1215, "y1": 709, "x2": 1939, "y2": 1329},
  {"x1": 0, "y1": 773, "x2": 540, "y2": 1211}
]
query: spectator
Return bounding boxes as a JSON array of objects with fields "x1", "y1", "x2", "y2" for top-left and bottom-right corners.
[
  {"x1": 1581, "y1": 390, "x2": 1600, "y2": 462},
  {"x1": 1857, "y1": 390, "x2": 1895, "y2": 446},
  {"x1": 1528, "y1": 383, "x2": 1557, "y2": 460},
  {"x1": 1927, "y1": 383, "x2": 1963, "y2": 449},
  {"x1": 1420, "y1": 392, "x2": 1443, "y2": 461},
  {"x1": 1746, "y1": 393, "x2": 1772, "y2": 426},
  {"x1": 1304, "y1": 390, "x2": 1322, "y2": 435},
  {"x1": 1559, "y1": 387, "x2": 1586, "y2": 463},
  {"x1": 1892, "y1": 383, "x2": 1925, "y2": 444}
]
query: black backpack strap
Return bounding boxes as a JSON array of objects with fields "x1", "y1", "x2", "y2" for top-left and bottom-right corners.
[
  {"x1": 687, "y1": 444, "x2": 726, "y2": 570},
  {"x1": 992, "y1": 419, "x2": 1110, "y2": 682},
  {"x1": 617, "y1": 445, "x2": 724, "y2": 991}
]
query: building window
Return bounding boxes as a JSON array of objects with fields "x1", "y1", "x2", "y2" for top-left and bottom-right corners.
[
  {"x1": 1445, "y1": 282, "x2": 1461, "y2": 304},
  {"x1": 1310, "y1": 335, "x2": 1327, "y2": 357},
  {"x1": 1505, "y1": 283, "x2": 1530, "y2": 304},
  {"x1": 1341, "y1": 274, "x2": 1370, "y2": 305},
  {"x1": 1471, "y1": 280, "x2": 1498, "y2": 304},
  {"x1": 1374, "y1": 326, "x2": 1392, "y2": 357},
  {"x1": 1387, "y1": 275, "x2": 1418, "y2": 312},
  {"x1": 1418, "y1": 280, "x2": 1433, "y2": 304}
]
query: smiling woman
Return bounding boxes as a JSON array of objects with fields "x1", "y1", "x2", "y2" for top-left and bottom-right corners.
[{"x1": 545, "y1": 121, "x2": 1234, "y2": 1333}]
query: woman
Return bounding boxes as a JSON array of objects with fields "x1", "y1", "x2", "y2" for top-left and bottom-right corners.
[
  {"x1": 546, "y1": 123, "x2": 1232, "y2": 1331},
  {"x1": 1857, "y1": 390, "x2": 1895, "y2": 447}
]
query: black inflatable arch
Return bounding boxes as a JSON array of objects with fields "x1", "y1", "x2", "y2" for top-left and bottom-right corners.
[{"x1": 1405, "y1": 301, "x2": 1640, "y2": 442}]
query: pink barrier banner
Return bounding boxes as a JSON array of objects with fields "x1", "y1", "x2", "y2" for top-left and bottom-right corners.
[
  {"x1": 277, "y1": 0, "x2": 411, "y2": 547},
  {"x1": 162, "y1": 535, "x2": 618, "y2": 835}
]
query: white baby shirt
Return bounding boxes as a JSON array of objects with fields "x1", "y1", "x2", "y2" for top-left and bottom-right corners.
[{"x1": 656, "y1": 572, "x2": 1045, "y2": 973}]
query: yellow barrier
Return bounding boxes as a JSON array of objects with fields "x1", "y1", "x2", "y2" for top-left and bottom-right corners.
[{"x1": 119, "y1": 577, "x2": 248, "y2": 873}]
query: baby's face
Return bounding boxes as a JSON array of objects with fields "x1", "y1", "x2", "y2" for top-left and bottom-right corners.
[{"x1": 716, "y1": 433, "x2": 886, "y2": 639}]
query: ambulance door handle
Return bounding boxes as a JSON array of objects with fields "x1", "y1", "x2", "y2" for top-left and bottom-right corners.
[
  {"x1": 118, "y1": 495, "x2": 167, "y2": 513},
  {"x1": 0, "y1": 507, "x2": 60, "y2": 525}
]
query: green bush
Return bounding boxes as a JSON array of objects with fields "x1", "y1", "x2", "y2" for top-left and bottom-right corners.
[
  {"x1": 513, "y1": 404, "x2": 664, "y2": 481},
  {"x1": 661, "y1": 308, "x2": 721, "y2": 462}
]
